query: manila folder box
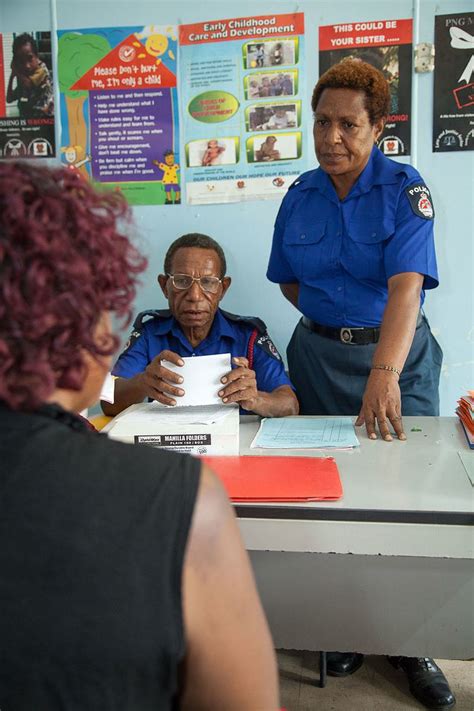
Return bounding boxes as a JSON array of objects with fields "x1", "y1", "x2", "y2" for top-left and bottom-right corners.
[{"x1": 104, "y1": 402, "x2": 239, "y2": 456}]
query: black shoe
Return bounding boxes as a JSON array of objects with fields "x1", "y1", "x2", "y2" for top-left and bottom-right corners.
[
  {"x1": 326, "y1": 651, "x2": 364, "y2": 677},
  {"x1": 388, "y1": 656, "x2": 456, "y2": 709}
]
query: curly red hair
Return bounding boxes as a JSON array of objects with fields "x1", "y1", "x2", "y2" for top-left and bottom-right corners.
[
  {"x1": 312, "y1": 59, "x2": 390, "y2": 124},
  {"x1": 0, "y1": 162, "x2": 147, "y2": 410}
]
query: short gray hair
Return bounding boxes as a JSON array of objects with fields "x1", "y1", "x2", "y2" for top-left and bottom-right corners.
[{"x1": 164, "y1": 233, "x2": 227, "y2": 278}]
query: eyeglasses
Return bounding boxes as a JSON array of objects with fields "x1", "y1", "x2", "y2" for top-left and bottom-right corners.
[{"x1": 167, "y1": 273, "x2": 223, "y2": 294}]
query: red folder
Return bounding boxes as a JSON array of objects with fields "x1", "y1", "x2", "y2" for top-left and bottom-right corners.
[
  {"x1": 201, "y1": 456, "x2": 343, "y2": 502},
  {"x1": 456, "y1": 396, "x2": 474, "y2": 435}
]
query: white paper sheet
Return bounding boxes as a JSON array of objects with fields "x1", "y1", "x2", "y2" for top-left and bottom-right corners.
[
  {"x1": 162, "y1": 353, "x2": 231, "y2": 407},
  {"x1": 250, "y1": 416, "x2": 360, "y2": 449},
  {"x1": 100, "y1": 372, "x2": 116, "y2": 404},
  {"x1": 106, "y1": 402, "x2": 234, "y2": 432}
]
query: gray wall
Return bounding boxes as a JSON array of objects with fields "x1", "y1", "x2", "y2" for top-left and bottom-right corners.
[{"x1": 3, "y1": 0, "x2": 473, "y2": 415}]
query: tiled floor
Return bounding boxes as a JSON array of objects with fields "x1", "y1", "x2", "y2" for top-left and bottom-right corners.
[{"x1": 278, "y1": 651, "x2": 474, "y2": 710}]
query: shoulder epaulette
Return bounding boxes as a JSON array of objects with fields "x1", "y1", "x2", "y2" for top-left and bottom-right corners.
[
  {"x1": 220, "y1": 310, "x2": 283, "y2": 363},
  {"x1": 221, "y1": 309, "x2": 281, "y2": 368},
  {"x1": 288, "y1": 175, "x2": 304, "y2": 190},
  {"x1": 220, "y1": 309, "x2": 267, "y2": 334},
  {"x1": 132, "y1": 309, "x2": 172, "y2": 331},
  {"x1": 288, "y1": 169, "x2": 315, "y2": 190},
  {"x1": 119, "y1": 309, "x2": 171, "y2": 356}
]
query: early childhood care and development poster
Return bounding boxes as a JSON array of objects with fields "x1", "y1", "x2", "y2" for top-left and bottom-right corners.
[{"x1": 180, "y1": 13, "x2": 306, "y2": 204}]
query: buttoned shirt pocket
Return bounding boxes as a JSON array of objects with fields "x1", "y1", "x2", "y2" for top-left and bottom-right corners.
[
  {"x1": 282, "y1": 221, "x2": 326, "y2": 280},
  {"x1": 344, "y1": 219, "x2": 393, "y2": 282}
]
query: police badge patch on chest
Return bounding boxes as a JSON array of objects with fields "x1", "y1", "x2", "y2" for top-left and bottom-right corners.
[
  {"x1": 405, "y1": 183, "x2": 435, "y2": 220},
  {"x1": 256, "y1": 334, "x2": 282, "y2": 361}
]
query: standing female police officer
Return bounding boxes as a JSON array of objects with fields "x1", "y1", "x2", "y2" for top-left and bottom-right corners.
[{"x1": 267, "y1": 60, "x2": 453, "y2": 710}]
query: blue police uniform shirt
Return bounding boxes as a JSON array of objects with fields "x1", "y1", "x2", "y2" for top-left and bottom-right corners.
[
  {"x1": 112, "y1": 308, "x2": 292, "y2": 396},
  {"x1": 267, "y1": 146, "x2": 439, "y2": 327}
]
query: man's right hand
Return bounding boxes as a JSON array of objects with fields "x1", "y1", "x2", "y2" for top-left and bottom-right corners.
[{"x1": 139, "y1": 350, "x2": 185, "y2": 406}]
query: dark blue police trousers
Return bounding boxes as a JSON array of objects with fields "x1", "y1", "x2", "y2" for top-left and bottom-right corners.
[{"x1": 287, "y1": 314, "x2": 443, "y2": 416}]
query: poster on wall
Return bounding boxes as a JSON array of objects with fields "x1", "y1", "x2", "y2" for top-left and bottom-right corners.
[
  {"x1": 319, "y1": 19, "x2": 413, "y2": 156},
  {"x1": 58, "y1": 25, "x2": 180, "y2": 205},
  {"x1": 0, "y1": 31, "x2": 55, "y2": 159},
  {"x1": 179, "y1": 13, "x2": 306, "y2": 204},
  {"x1": 433, "y1": 12, "x2": 474, "y2": 152}
]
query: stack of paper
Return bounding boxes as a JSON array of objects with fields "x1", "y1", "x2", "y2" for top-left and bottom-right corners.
[
  {"x1": 162, "y1": 353, "x2": 231, "y2": 407},
  {"x1": 250, "y1": 416, "x2": 360, "y2": 449},
  {"x1": 103, "y1": 354, "x2": 239, "y2": 455},
  {"x1": 201, "y1": 455, "x2": 343, "y2": 502},
  {"x1": 100, "y1": 372, "x2": 116, "y2": 404},
  {"x1": 456, "y1": 391, "x2": 474, "y2": 449},
  {"x1": 104, "y1": 402, "x2": 239, "y2": 455}
]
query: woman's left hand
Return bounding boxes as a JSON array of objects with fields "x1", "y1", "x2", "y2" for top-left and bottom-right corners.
[{"x1": 355, "y1": 368, "x2": 406, "y2": 441}]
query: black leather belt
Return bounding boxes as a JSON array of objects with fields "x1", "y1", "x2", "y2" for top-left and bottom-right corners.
[
  {"x1": 301, "y1": 317, "x2": 380, "y2": 344},
  {"x1": 301, "y1": 313, "x2": 423, "y2": 345}
]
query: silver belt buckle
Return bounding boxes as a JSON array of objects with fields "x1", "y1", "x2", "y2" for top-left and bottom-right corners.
[{"x1": 340, "y1": 327, "x2": 363, "y2": 344}]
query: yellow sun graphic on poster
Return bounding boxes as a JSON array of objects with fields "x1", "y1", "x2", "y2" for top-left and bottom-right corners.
[
  {"x1": 135, "y1": 26, "x2": 176, "y2": 65},
  {"x1": 146, "y1": 34, "x2": 168, "y2": 57}
]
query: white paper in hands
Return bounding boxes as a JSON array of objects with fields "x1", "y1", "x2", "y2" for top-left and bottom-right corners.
[
  {"x1": 162, "y1": 353, "x2": 231, "y2": 407},
  {"x1": 100, "y1": 372, "x2": 115, "y2": 404}
]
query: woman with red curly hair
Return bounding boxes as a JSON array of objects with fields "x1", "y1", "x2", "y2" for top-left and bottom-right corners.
[
  {"x1": 267, "y1": 60, "x2": 453, "y2": 709},
  {"x1": 0, "y1": 162, "x2": 278, "y2": 711}
]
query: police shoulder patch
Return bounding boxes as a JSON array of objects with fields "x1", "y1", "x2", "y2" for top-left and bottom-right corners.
[
  {"x1": 405, "y1": 183, "x2": 435, "y2": 220},
  {"x1": 255, "y1": 333, "x2": 282, "y2": 361}
]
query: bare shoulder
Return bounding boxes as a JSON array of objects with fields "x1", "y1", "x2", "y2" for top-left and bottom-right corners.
[{"x1": 185, "y1": 464, "x2": 234, "y2": 560}]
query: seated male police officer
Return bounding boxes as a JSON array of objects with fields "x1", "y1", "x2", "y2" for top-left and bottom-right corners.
[{"x1": 103, "y1": 233, "x2": 299, "y2": 418}]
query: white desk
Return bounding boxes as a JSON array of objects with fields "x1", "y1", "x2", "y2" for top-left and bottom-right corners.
[{"x1": 236, "y1": 417, "x2": 474, "y2": 658}]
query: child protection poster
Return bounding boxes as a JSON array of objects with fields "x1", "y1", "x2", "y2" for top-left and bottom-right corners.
[
  {"x1": 319, "y1": 18, "x2": 413, "y2": 156},
  {"x1": 180, "y1": 13, "x2": 306, "y2": 205},
  {"x1": 58, "y1": 25, "x2": 180, "y2": 205},
  {"x1": 0, "y1": 30, "x2": 55, "y2": 159}
]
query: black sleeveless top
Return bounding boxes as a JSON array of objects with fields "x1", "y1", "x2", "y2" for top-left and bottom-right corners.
[{"x1": 0, "y1": 404, "x2": 200, "y2": 710}]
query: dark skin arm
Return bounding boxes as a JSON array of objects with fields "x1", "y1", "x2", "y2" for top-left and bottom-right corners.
[
  {"x1": 6, "y1": 67, "x2": 20, "y2": 104},
  {"x1": 180, "y1": 464, "x2": 279, "y2": 709},
  {"x1": 219, "y1": 356, "x2": 299, "y2": 416},
  {"x1": 356, "y1": 271, "x2": 423, "y2": 441},
  {"x1": 103, "y1": 351, "x2": 299, "y2": 418},
  {"x1": 280, "y1": 282, "x2": 300, "y2": 308}
]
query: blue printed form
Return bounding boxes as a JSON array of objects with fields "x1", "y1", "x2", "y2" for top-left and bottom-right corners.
[{"x1": 250, "y1": 417, "x2": 360, "y2": 449}]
